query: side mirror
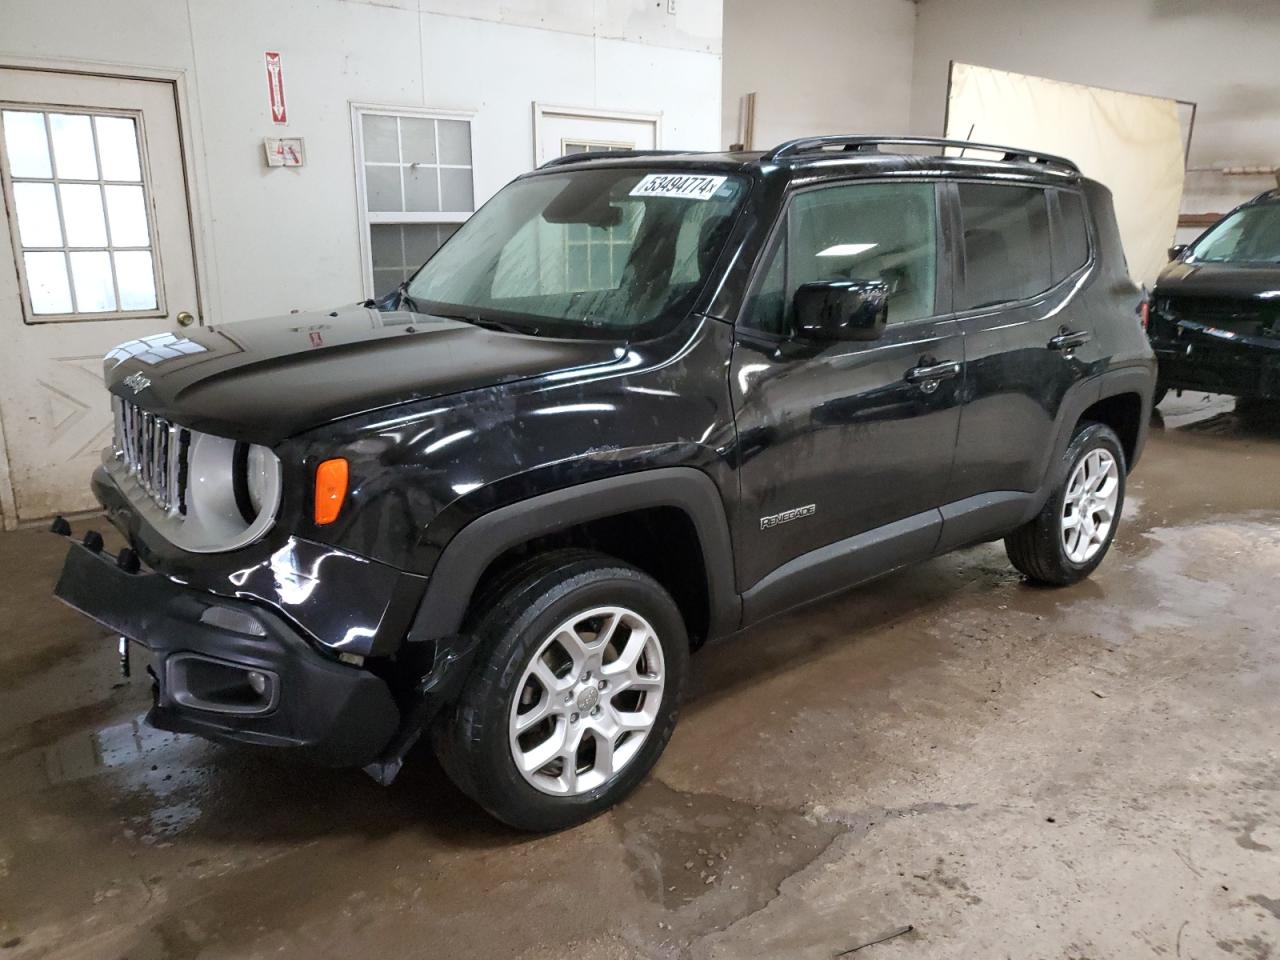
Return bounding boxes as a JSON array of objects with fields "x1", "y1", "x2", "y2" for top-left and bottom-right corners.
[
  {"x1": 794, "y1": 279, "x2": 889, "y2": 341},
  {"x1": 1167, "y1": 244, "x2": 1187, "y2": 262}
]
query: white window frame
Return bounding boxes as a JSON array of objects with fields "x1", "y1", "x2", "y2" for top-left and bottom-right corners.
[
  {"x1": 350, "y1": 102, "x2": 476, "y2": 300},
  {"x1": 0, "y1": 101, "x2": 166, "y2": 324}
]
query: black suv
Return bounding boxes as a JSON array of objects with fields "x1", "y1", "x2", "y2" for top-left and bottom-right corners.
[
  {"x1": 55, "y1": 136, "x2": 1155, "y2": 830},
  {"x1": 1149, "y1": 189, "x2": 1280, "y2": 407}
]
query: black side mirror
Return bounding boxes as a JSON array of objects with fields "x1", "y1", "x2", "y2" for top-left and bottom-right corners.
[
  {"x1": 1168, "y1": 244, "x2": 1187, "y2": 262},
  {"x1": 794, "y1": 279, "x2": 889, "y2": 341}
]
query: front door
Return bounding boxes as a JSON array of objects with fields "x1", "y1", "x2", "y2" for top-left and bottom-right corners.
[
  {"x1": 0, "y1": 68, "x2": 199, "y2": 526},
  {"x1": 730, "y1": 180, "x2": 964, "y2": 618}
]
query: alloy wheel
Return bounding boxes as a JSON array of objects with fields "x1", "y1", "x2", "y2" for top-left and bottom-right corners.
[
  {"x1": 1061, "y1": 448, "x2": 1120, "y2": 564},
  {"x1": 508, "y1": 605, "x2": 665, "y2": 796}
]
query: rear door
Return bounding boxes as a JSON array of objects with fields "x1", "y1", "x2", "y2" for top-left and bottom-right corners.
[
  {"x1": 943, "y1": 180, "x2": 1098, "y2": 509},
  {"x1": 730, "y1": 179, "x2": 964, "y2": 616}
]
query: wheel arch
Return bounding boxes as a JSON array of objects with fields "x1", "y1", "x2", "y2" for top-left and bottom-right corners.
[
  {"x1": 1075, "y1": 365, "x2": 1153, "y2": 472},
  {"x1": 406, "y1": 467, "x2": 741, "y2": 650}
]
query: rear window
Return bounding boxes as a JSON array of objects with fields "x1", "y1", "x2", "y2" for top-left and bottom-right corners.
[
  {"x1": 1052, "y1": 189, "x2": 1090, "y2": 281},
  {"x1": 957, "y1": 183, "x2": 1052, "y2": 310}
]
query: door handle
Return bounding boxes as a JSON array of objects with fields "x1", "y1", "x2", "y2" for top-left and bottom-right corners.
[
  {"x1": 905, "y1": 360, "x2": 961, "y2": 384},
  {"x1": 1048, "y1": 328, "x2": 1090, "y2": 351}
]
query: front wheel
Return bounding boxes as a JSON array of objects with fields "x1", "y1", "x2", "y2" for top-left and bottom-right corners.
[
  {"x1": 1005, "y1": 422, "x2": 1126, "y2": 586},
  {"x1": 1236, "y1": 396, "x2": 1280, "y2": 428},
  {"x1": 434, "y1": 549, "x2": 688, "y2": 832}
]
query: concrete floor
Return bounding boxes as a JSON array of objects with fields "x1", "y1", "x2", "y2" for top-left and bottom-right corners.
[{"x1": 1, "y1": 394, "x2": 1278, "y2": 960}]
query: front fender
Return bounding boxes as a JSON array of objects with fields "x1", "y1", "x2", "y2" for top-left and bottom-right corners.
[{"x1": 406, "y1": 466, "x2": 741, "y2": 645}]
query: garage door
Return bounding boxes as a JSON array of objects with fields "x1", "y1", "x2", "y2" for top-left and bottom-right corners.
[{"x1": 0, "y1": 67, "x2": 199, "y2": 526}]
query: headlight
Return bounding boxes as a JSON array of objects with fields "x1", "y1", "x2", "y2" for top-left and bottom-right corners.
[{"x1": 106, "y1": 399, "x2": 282, "y2": 553}]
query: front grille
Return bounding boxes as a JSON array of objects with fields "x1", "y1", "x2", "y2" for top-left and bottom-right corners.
[{"x1": 112, "y1": 396, "x2": 189, "y2": 514}]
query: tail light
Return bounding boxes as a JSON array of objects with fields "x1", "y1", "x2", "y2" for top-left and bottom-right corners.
[
  {"x1": 314, "y1": 458, "x2": 349, "y2": 525},
  {"x1": 1138, "y1": 299, "x2": 1150, "y2": 331}
]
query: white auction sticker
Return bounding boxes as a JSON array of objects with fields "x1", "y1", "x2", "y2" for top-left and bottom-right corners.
[{"x1": 629, "y1": 173, "x2": 728, "y2": 200}]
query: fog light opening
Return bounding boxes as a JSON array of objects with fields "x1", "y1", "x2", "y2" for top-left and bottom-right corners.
[{"x1": 166, "y1": 654, "x2": 279, "y2": 716}]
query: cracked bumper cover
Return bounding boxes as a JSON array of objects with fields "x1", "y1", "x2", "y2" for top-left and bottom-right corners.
[{"x1": 54, "y1": 539, "x2": 401, "y2": 767}]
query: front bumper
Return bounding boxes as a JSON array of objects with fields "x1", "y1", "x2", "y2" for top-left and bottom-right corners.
[
  {"x1": 54, "y1": 538, "x2": 400, "y2": 767},
  {"x1": 1152, "y1": 337, "x2": 1280, "y2": 399},
  {"x1": 89, "y1": 464, "x2": 428, "y2": 659}
]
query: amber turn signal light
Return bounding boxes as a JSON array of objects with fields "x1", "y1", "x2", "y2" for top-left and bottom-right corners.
[{"x1": 314, "y1": 458, "x2": 349, "y2": 525}]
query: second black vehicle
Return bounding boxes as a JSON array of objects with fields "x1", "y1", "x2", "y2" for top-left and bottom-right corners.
[
  {"x1": 55, "y1": 136, "x2": 1156, "y2": 830},
  {"x1": 1150, "y1": 188, "x2": 1280, "y2": 409}
]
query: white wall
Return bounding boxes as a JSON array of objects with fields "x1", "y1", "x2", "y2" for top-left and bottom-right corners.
[
  {"x1": 0, "y1": 0, "x2": 724, "y2": 323},
  {"x1": 910, "y1": 0, "x2": 1280, "y2": 222},
  {"x1": 721, "y1": 0, "x2": 917, "y2": 150}
]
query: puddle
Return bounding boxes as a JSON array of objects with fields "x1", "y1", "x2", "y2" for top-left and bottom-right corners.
[{"x1": 613, "y1": 777, "x2": 844, "y2": 938}]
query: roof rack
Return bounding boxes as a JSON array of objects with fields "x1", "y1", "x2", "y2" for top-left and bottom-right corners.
[
  {"x1": 762, "y1": 135, "x2": 1080, "y2": 173},
  {"x1": 538, "y1": 149, "x2": 695, "y2": 169}
]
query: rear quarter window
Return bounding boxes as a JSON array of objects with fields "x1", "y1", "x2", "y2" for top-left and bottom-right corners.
[
  {"x1": 957, "y1": 183, "x2": 1052, "y2": 310},
  {"x1": 1052, "y1": 189, "x2": 1090, "y2": 281}
]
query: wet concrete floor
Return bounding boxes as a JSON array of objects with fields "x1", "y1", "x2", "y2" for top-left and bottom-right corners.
[{"x1": 1, "y1": 394, "x2": 1278, "y2": 959}]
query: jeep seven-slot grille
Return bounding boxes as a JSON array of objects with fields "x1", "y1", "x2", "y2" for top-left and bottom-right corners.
[{"x1": 113, "y1": 397, "x2": 189, "y2": 515}]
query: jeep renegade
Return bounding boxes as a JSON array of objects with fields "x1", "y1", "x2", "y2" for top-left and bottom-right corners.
[{"x1": 54, "y1": 136, "x2": 1157, "y2": 830}]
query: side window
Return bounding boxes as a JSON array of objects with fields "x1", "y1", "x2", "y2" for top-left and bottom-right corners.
[
  {"x1": 741, "y1": 181, "x2": 937, "y2": 335},
  {"x1": 790, "y1": 182, "x2": 937, "y2": 325},
  {"x1": 1052, "y1": 189, "x2": 1090, "y2": 281},
  {"x1": 957, "y1": 183, "x2": 1052, "y2": 309}
]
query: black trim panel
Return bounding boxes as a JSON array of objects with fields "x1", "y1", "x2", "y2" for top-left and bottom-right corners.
[
  {"x1": 408, "y1": 467, "x2": 740, "y2": 643},
  {"x1": 934, "y1": 491, "x2": 1037, "y2": 554},
  {"x1": 741, "y1": 509, "x2": 942, "y2": 626},
  {"x1": 1096, "y1": 363, "x2": 1156, "y2": 470}
]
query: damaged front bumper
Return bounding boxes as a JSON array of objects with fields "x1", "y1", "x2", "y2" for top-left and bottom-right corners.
[
  {"x1": 1151, "y1": 327, "x2": 1280, "y2": 399},
  {"x1": 54, "y1": 536, "x2": 401, "y2": 767}
]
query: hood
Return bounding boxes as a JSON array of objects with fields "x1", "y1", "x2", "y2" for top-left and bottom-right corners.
[
  {"x1": 1155, "y1": 260, "x2": 1280, "y2": 300},
  {"x1": 104, "y1": 305, "x2": 622, "y2": 443}
]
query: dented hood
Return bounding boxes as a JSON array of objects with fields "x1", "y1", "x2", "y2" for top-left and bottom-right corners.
[{"x1": 103, "y1": 305, "x2": 621, "y2": 444}]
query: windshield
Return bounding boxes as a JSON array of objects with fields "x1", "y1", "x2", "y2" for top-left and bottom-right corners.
[
  {"x1": 405, "y1": 168, "x2": 747, "y2": 337},
  {"x1": 1189, "y1": 203, "x2": 1280, "y2": 264}
]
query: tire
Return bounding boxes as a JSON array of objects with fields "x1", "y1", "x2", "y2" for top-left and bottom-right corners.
[
  {"x1": 1235, "y1": 396, "x2": 1280, "y2": 428},
  {"x1": 1004, "y1": 422, "x2": 1126, "y2": 586},
  {"x1": 1152, "y1": 383, "x2": 1168, "y2": 407},
  {"x1": 434, "y1": 549, "x2": 689, "y2": 832}
]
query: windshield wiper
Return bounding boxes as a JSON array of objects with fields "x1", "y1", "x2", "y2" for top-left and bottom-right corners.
[
  {"x1": 433, "y1": 312, "x2": 536, "y2": 336},
  {"x1": 364, "y1": 282, "x2": 424, "y2": 313},
  {"x1": 396, "y1": 283, "x2": 424, "y2": 314}
]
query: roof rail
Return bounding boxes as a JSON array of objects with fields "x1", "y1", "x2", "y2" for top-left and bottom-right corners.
[
  {"x1": 762, "y1": 135, "x2": 1079, "y2": 173},
  {"x1": 538, "y1": 149, "x2": 695, "y2": 169}
]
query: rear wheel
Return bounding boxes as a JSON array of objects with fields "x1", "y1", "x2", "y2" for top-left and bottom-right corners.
[
  {"x1": 1005, "y1": 422, "x2": 1126, "y2": 586},
  {"x1": 434, "y1": 549, "x2": 688, "y2": 831}
]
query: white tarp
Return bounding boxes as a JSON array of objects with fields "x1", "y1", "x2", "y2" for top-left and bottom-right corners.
[{"x1": 945, "y1": 61, "x2": 1185, "y2": 286}]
